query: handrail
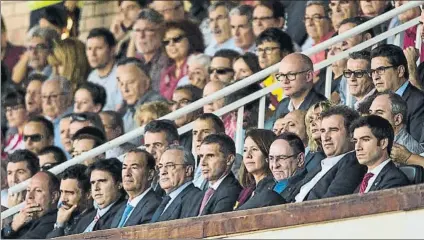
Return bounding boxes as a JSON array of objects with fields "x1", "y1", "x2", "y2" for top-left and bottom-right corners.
[{"x1": 2, "y1": 1, "x2": 423, "y2": 220}]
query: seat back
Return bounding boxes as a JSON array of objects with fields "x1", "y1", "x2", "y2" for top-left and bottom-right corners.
[{"x1": 399, "y1": 165, "x2": 424, "y2": 184}]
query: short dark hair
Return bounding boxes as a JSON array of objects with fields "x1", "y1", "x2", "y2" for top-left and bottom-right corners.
[
  {"x1": 145, "y1": 120, "x2": 179, "y2": 144},
  {"x1": 61, "y1": 164, "x2": 90, "y2": 194},
  {"x1": 275, "y1": 132, "x2": 305, "y2": 154},
  {"x1": 7, "y1": 149, "x2": 39, "y2": 175},
  {"x1": 202, "y1": 133, "x2": 236, "y2": 158},
  {"x1": 174, "y1": 85, "x2": 202, "y2": 102},
  {"x1": 27, "y1": 116, "x2": 54, "y2": 139},
  {"x1": 357, "y1": 94, "x2": 377, "y2": 116},
  {"x1": 256, "y1": 28, "x2": 294, "y2": 55},
  {"x1": 118, "y1": 0, "x2": 151, "y2": 8},
  {"x1": 213, "y1": 49, "x2": 241, "y2": 64},
  {"x1": 235, "y1": 52, "x2": 261, "y2": 74},
  {"x1": 349, "y1": 50, "x2": 371, "y2": 68},
  {"x1": 371, "y1": 44, "x2": 409, "y2": 80},
  {"x1": 3, "y1": 89, "x2": 26, "y2": 108},
  {"x1": 100, "y1": 111, "x2": 124, "y2": 133},
  {"x1": 255, "y1": 1, "x2": 285, "y2": 19},
  {"x1": 116, "y1": 57, "x2": 150, "y2": 79},
  {"x1": 339, "y1": 16, "x2": 374, "y2": 37},
  {"x1": 38, "y1": 146, "x2": 67, "y2": 165},
  {"x1": 196, "y1": 113, "x2": 225, "y2": 133},
  {"x1": 350, "y1": 115, "x2": 394, "y2": 155},
  {"x1": 87, "y1": 27, "x2": 117, "y2": 48},
  {"x1": 164, "y1": 20, "x2": 205, "y2": 55},
  {"x1": 70, "y1": 112, "x2": 105, "y2": 133},
  {"x1": 136, "y1": 8, "x2": 164, "y2": 24},
  {"x1": 76, "y1": 82, "x2": 107, "y2": 111},
  {"x1": 86, "y1": 158, "x2": 123, "y2": 183},
  {"x1": 321, "y1": 105, "x2": 361, "y2": 132},
  {"x1": 27, "y1": 73, "x2": 48, "y2": 84},
  {"x1": 40, "y1": 5, "x2": 67, "y2": 29},
  {"x1": 126, "y1": 148, "x2": 156, "y2": 171},
  {"x1": 72, "y1": 126, "x2": 106, "y2": 148}
]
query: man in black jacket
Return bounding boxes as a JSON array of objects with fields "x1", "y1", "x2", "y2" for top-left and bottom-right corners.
[
  {"x1": 70, "y1": 158, "x2": 126, "y2": 234},
  {"x1": 284, "y1": 106, "x2": 367, "y2": 203},
  {"x1": 351, "y1": 115, "x2": 410, "y2": 193},
  {"x1": 110, "y1": 149, "x2": 161, "y2": 228},
  {"x1": 150, "y1": 146, "x2": 203, "y2": 223},
  {"x1": 197, "y1": 134, "x2": 241, "y2": 216},
  {"x1": 2, "y1": 171, "x2": 60, "y2": 239},
  {"x1": 46, "y1": 164, "x2": 92, "y2": 238}
]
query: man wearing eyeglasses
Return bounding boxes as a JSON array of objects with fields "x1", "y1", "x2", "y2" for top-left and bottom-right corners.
[
  {"x1": 345, "y1": 50, "x2": 376, "y2": 110},
  {"x1": 252, "y1": 2, "x2": 285, "y2": 37},
  {"x1": 328, "y1": 0, "x2": 360, "y2": 32},
  {"x1": 150, "y1": 146, "x2": 202, "y2": 222},
  {"x1": 273, "y1": 53, "x2": 327, "y2": 123},
  {"x1": 23, "y1": 116, "x2": 54, "y2": 155},
  {"x1": 150, "y1": 1, "x2": 185, "y2": 22},
  {"x1": 370, "y1": 44, "x2": 424, "y2": 143},
  {"x1": 269, "y1": 132, "x2": 308, "y2": 196}
]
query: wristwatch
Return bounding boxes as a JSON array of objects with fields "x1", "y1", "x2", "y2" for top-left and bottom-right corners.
[
  {"x1": 54, "y1": 222, "x2": 65, "y2": 229},
  {"x1": 3, "y1": 223, "x2": 15, "y2": 237}
]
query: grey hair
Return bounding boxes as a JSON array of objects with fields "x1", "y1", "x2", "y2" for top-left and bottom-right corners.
[
  {"x1": 27, "y1": 25, "x2": 60, "y2": 50},
  {"x1": 136, "y1": 8, "x2": 164, "y2": 24},
  {"x1": 229, "y1": 5, "x2": 254, "y2": 27},
  {"x1": 187, "y1": 54, "x2": 211, "y2": 70},
  {"x1": 45, "y1": 75, "x2": 72, "y2": 95},
  {"x1": 385, "y1": 92, "x2": 408, "y2": 124},
  {"x1": 165, "y1": 145, "x2": 195, "y2": 168},
  {"x1": 208, "y1": 1, "x2": 231, "y2": 15},
  {"x1": 306, "y1": 0, "x2": 331, "y2": 18}
]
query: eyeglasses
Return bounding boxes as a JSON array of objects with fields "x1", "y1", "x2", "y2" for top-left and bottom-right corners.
[
  {"x1": 253, "y1": 16, "x2": 275, "y2": 23},
  {"x1": 329, "y1": 0, "x2": 350, "y2": 8},
  {"x1": 209, "y1": 15, "x2": 228, "y2": 24},
  {"x1": 23, "y1": 134, "x2": 44, "y2": 142},
  {"x1": 275, "y1": 69, "x2": 311, "y2": 82},
  {"x1": 41, "y1": 163, "x2": 59, "y2": 171},
  {"x1": 133, "y1": 28, "x2": 158, "y2": 35},
  {"x1": 163, "y1": 35, "x2": 186, "y2": 46},
  {"x1": 208, "y1": 68, "x2": 234, "y2": 75},
  {"x1": 256, "y1": 47, "x2": 280, "y2": 55},
  {"x1": 266, "y1": 153, "x2": 299, "y2": 163},
  {"x1": 370, "y1": 66, "x2": 396, "y2": 76},
  {"x1": 303, "y1": 15, "x2": 328, "y2": 23},
  {"x1": 5, "y1": 105, "x2": 25, "y2": 113},
  {"x1": 27, "y1": 44, "x2": 49, "y2": 52},
  {"x1": 171, "y1": 98, "x2": 192, "y2": 106},
  {"x1": 41, "y1": 93, "x2": 65, "y2": 101},
  {"x1": 155, "y1": 163, "x2": 185, "y2": 172},
  {"x1": 343, "y1": 70, "x2": 370, "y2": 78}
]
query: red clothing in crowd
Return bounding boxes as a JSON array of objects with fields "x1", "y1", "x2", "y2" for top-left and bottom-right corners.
[{"x1": 159, "y1": 58, "x2": 188, "y2": 100}]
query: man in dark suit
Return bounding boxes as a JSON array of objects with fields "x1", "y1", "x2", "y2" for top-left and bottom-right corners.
[
  {"x1": 351, "y1": 115, "x2": 410, "y2": 193},
  {"x1": 273, "y1": 53, "x2": 327, "y2": 121},
  {"x1": 46, "y1": 164, "x2": 92, "y2": 238},
  {"x1": 371, "y1": 44, "x2": 424, "y2": 142},
  {"x1": 71, "y1": 158, "x2": 126, "y2": 234},
  {"x1": 284, "y1": 106, "x2": 367, "y2": 203},
  {"x1": 2, "y1": 171, "x2": 60, "y2": 239},
  {"x1": 269, "y1": 132, "x2": 308, "y2": 195},
  {"x1": 110, "y1": 149, "x2": 161, "y2": 228},
  {"x1": 150, "y1": 146, "x2": 203, "y2": 223},
  {"x1": 197, "y1": 134, "x2": 242, "y2": 216}
]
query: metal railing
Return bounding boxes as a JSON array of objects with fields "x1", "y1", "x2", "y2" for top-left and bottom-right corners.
[{"x1": 2, "y1": 0, "x2": 423, "y2": 220}]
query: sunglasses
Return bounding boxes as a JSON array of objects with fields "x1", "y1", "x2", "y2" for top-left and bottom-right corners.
[
  {"x1": 163, "y1": 35, "x2": 186, "y2": 46},
  {"x1": 208, "y1": 68, "x2": 234, "y2": 75},
  {"x1": 41, "y1": 163, "x2": 59, "y2": 171},
  {"x1": 23, "y1": 134, "x2": 44, "y2": 142}
]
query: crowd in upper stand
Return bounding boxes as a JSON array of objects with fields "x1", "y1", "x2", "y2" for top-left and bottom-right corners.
[{"x1": 1, "y1": 0, "x2": 424, "y2": 238}]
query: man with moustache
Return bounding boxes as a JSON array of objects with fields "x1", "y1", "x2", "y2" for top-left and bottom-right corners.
[
  {"x1": 110, "y1": 149, "x2": 161, "y2": 228},
  {"x1": 46, "y1": 164, "x2": 92, "y2": 237}
]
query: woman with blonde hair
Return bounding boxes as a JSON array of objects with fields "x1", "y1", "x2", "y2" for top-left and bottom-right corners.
[
  {"x1": 48, "y1": 38, "x2": 90, "y2": 93},
  {"x1": 234, "y1": 129, "x2": 285, "y2": 210},
  {"x1": 134, "y1": 101, "x2": 171, "y2": 127}
]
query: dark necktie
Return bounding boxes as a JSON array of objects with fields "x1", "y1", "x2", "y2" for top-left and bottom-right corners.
[
  {"x1": 150, "y1": 195, "x2": 171, "y2": 223},
  {"x1": 359, "y1": 173, "x2": 375, "y2": 194},
  {"x1": 199, "y1": 188, "x2": 215, "y2": 215}
]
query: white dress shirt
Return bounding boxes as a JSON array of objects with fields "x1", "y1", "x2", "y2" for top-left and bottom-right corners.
[
  {"x1": 364, "y1": 160, "x2": 391, "y2": 193},
  {"x1": 209, "y1": 173, "x2": 228, "y2": 190},
  {"x1": 163, "y1": 181, "x2": 192, "y2": 213},
  {"x1": 125, "y1": 187, "x2": 152, "y2": 219},
  {"x1": 295, "y1": 151, "x2": 353, "y2": 202}
]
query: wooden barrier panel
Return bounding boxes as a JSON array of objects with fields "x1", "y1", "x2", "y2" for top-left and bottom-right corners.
[{"x1": 56, "y1": 184, "x2": 424, "y2": 239}]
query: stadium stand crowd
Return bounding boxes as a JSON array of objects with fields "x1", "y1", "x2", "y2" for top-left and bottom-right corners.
[{"x1": 1, "y1": 0, "x2": 424, "y2": 238}]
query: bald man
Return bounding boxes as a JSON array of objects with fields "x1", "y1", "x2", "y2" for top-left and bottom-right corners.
[
  {"x1": 2, "y1": 171, "x2": 60, "y2": 239},
  {"x1": 202, "y1": 81, "x2": 226, "y2": 113},
  {"x1": 273, "y1": 53, "x2": 327, "y2": 122}
]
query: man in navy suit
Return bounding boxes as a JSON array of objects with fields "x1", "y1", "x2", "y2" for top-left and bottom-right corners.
[
  {"x1": 110, "y1": 149, "x2": 161, "y2": 228},
  {"x1": 150, "y1": 146, "x2": 202, "y2": 223},
  {"x1": 351, "y1": 115, "x2": 410, "y2": 194},
  {"x1": 371, "y1": 44, "x2": 424, "y2": 142},
  {"x1": 197, "y1": 134, "x2": 242, "y2": 216}
]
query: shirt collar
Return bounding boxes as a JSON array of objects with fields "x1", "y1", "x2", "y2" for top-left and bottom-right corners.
[
  {"x1": 395, "y1": 81, "x2": 409, "y2": 97},
  {"x1": 208, "y1": 173, "x2": 229, "y2": 190},
  {"x1": 96, "y1": 200, "x2": 117, "y2": 217},
  {"x1": 321, "y1": 151, "x2": 353, "y2": 168},
  {"x1": 168, "y1": 181, "x2": 192, "y2": 200},
  {"x1": 305, "y1": 146, "x2": 310, "y2": 157},
  {"x1": 368, "y1": 159, "x2": 391, "y2": 175},
  {"x1": 128, "y1": 187, "x2": 152, "y2": 207}
]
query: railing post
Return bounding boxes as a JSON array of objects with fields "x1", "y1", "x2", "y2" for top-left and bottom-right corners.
[
  {"x1": 325, "y1": 66, "x2": 332, "y2": 99},
  {"x1": 416, "y1": 23, "x2": 422, "y2": 64},
  {"x1": 235, "y1": 106, "x2": 245, "y2": 155},
  {"x1": 258, "y1": 96, "x2": 266, "y2": 129}
]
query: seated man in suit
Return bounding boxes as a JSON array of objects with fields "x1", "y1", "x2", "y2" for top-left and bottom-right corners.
[
  {"x1": 269, "y1": 132, "x2": 308, "y2": 195},
  {"x1": 2, "y1": 171, "x2": 60, "y2": 239},
  {"x1": 144, "y1": 120, "x2": 180, "y2": 196},
  {"x1": 46, "y1": 164, "x2": 92, "y2": 238},
  {"x1": 371, "y1": 44, "x2": 424, "y2": 142},
  {"x1": 150, "y1": 146, "x2": 203, "y2": 223},
  {"x1": 197, "y1": 134, "x2": 242, "y2": 216},
  {"x1": 71, "y1": 158, "x2": 126, "y2": 233},
  {"x1": 351, "y1": 115, "x2": 410, "y2": 194},
  {"x1": 285, "y1": 106, "x2": 367, "y2": 203},
  {"x1": 369, "y1": 92, "x2": 424, "y2": 154},
  {"x1": 111, "y1": 149, "x2": 161, "y2": 228}
]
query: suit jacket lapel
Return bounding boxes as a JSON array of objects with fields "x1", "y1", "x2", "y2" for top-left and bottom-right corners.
[
  {"x1": 160, "y1": 184, "x2": 194, "y2": 221},
  {"x1": 124, "y1": 193, "x2": 151, "y2": 227},
  {"x1": 200, "y1": 173, "x2": 235, "y2": 215},
  {"x1": 110, "y1": 204, "x2": 126, "y2": 228},
  {"x1": 369, "y1": 162, "x2": 392, "y2": 191}
]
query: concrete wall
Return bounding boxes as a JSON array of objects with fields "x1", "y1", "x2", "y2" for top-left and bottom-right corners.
[{"x1": 1, "y1": 0, "x2": 119, "y2": 45}]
